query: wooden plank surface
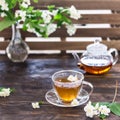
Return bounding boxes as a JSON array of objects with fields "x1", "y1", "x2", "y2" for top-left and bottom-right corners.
[
  {"x1": 79, "y1": 14, "x2": 120, "y2": 24},
  {"x1": 0, "y1": 55, "x2": 119, "y2": 120},
  {"x1": 2, "y1": 28, "x2": 120, "y2": 39},
  {"x1": 32, "y1": 0, "x2": 120, "y2": 10},
  {"x1": 0, "y1": 40, "x2": 120, "y2": 51},
  {"x1": 50, "y1": 28, "x2": 120, "y2": 37}
]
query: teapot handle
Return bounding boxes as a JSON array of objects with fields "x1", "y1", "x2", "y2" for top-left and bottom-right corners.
[{"x1": 108, "y1": 48, "x2": 118, "y2": 65}]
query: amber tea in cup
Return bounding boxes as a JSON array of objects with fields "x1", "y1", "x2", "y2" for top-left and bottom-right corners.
[{"x1": 52, "y1": 70, "x2": 84, "y2": 103}]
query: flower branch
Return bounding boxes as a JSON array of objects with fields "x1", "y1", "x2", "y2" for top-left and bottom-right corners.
[{"x1": 0, "y1": 0, "x2": 82, "y2": 37}]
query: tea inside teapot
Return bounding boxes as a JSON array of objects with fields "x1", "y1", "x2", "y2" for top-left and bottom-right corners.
[{"x1": 78, "y1": 56, "x2": 112, "y2": 74}]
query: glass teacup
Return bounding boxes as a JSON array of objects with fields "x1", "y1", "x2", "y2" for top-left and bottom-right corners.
[{"x1": 52, "y1": 70, "x2": 93, "y2": 103}]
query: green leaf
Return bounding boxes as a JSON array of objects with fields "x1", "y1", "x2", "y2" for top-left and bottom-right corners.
[
  {"x1": 6, "y1": 0, "x2": 18, "y2": 8},
  {"x1": 62, "y1": 15, "x2": 71, "y2": 24},
  {"x1": 27, "y1": 6, "x2": 34, "y2": 12},
  {"x1": 109, "y1": 102, "x2": 120, "y2": 116},
  {"x1": 10, "y1": 88, "x2": 15, "y2": 93},
  {"x1": 0, "y1": 87, "x2": 4, "y2": 91},
  {"x1": 54, "y1": 14, "x2": 62, "y2": 20},
  {"x1": 48, "y1": 5, "x2": 55, "y2": 12},
  {"x1": 39, "y1": 101, "x2": 44, "y2": 105},
  {"x1": 0, "y1": 18, "x2": 15, "y2": 31},
  {"x1": 93, "y1": 102, "x2": 110, "y2": 106},
  {"x1": 0, "y1": 87, "x2": 15, "y2": 93},
  {"x1": 22, "y1": 24, "x2": 28, "y2": 31},
  {"x1": 57, "y1": 20, "x2": 63, "y2": 27},
  {"x1": 99, "y1": 114, "x2": 107, "y2": 120},
  {"x1": 33, "y1": 0, "x2": 38, "y2": 3}
]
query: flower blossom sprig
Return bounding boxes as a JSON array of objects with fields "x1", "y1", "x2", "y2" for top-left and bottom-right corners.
[
  {"x1": 0, "y1": 87, "x2": 15, "y2": 97},
  {"x1": 84, "y1": 101, "x2": 110, "y2": 119},
  {"x1": 31, "y1": 101, "x2": 43, "y2": 109},
  {"x1": 0, "y1": 0, "x2": 82, "y2": 37},
  {"x1": 17, "y1": 5, "x2": 81, "y2": 37},
  {"x1": 84, "y1": 101, "x2": 120, "y2": 120}
]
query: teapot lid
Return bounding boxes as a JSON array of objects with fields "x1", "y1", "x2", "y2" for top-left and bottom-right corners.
[{"x1": 86, "y1": 40, "x2": 107, "y2": 55}]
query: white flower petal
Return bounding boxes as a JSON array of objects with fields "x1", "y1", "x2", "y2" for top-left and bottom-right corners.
[
  {"x1": 0, "y1": 0, "x2": 9, "y2": 11},
  {"x1": 71, "y1": 99, "x2": 79, "y2": 106},
  {"x1": 67, "y1": 75, "x2": 78, "y2": 81},
  {"x1": 0, "y1": 88, "x2": 11, "y2": 97},
  {"x1": 99, "y1": 105, "x2": 110, "y2": 116},
  {"x1": 66, "y1": 24, "x2": 77, "y2": 36},
  {"x1": 15, "y1": 10, "x2": 26, "y2": 22},
  {"x1": 84, "y1": 101, "x2": 97, "y2": 118},
  {"x1": 47, "y1": 24, "x2": 57, "y2": 36},
  {"x1": 68, "y1": 5, "x2": 81, "y2": 20},
  {"x1": 1, "y1": 12, "x2": 6, "y2": 17},
  {"x1": 41, "y1": 11, "x2": 52, "y2": 24},
  {"x1": 32, "y1": 102, "x2": 40, "y2": 109}
]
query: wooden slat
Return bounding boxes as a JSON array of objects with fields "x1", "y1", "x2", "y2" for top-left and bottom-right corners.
[
  {"x1": 50, "y1": 28, "x2": 120, "y2": 37},
  {"x1": 1, "y1": 14, "x2": 120, "y2": 39},
  {"x1": 1, "y1": 27, "x2": 120, "y2": 39},
  {"x1": 1, "y1": 14, "x2": 120, "y2": 27},
  {"x1": 32, "y1": 0, "x2": 120, "y2": 10},
  {"x1": 0, "y1": 40, "x2": 120, "y2": 50},
  {"x1": 28, "y1": 40, "x2": 120, "y2": 50},
  {"x1": 0, "y1": 27, "x2": 12, "y2": 39},
  {"x1": 26, "y1": 40, "x2": 120, "y2": 51},
  {"x1": 79, "y1": 14, "x2": 120, "y2": 24}
]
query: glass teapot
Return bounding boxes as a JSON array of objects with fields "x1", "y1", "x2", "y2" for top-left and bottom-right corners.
[{"x1": 72, "y1": 40, "x2": 118, "y2": 75}]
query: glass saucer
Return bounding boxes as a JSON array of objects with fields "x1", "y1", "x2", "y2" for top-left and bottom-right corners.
[{"x1": 45, "y1": 89, "x2": 89, "y2": 107}]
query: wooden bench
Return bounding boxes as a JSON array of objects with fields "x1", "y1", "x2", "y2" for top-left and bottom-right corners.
[{"x1": 0, "y1": 0, "x2": 120, "y2": 55}]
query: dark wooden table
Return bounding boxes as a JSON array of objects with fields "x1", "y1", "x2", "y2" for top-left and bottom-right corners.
[{"x1": 0, "y1": 55, "x2": 120, "y2": 120}]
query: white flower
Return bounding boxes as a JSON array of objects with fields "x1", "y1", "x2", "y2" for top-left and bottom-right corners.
[
  {"x1": 68, "y1": 5, "x2": 81, "y2": 20},
  {"x1": 0, "y1": 0, "x2": 9, "y2": 11},
  {"x1": 52, "y1": 10, "x2": 58, "y2": 16},
  {"x1": 66, "y1": 24, "x2": 77, "y2": 36},
  {"x1": 99, "y1": 105, "x2": 110, "y2": 116},
  {"x1": 26, "y1": 24, "x2": 43, "y2": 37},
  {"x1": 41, "y1": 11, "x2": 52, "y2": 24},
  {"x1": 67, "y1": 75, "x2": 78, "y2": 81},
  {"x1": 0, "y1": 12, "x2": 6, "y2": 17},
  {"x1": 0, "y1": 92, "x2": 5, "y2": 97},
  {"x1": 84, "y1": 101, "x2": 111, "y2": 119},
  {"x1": 94, "y1": 102, "x2": 100, "y2": 115},
  {"x1": 15, "y1": 10, "x2": 26, "y2": 22},
  {"x1": 21, "y1": 0, "x2": 31, "y2": 8},
  {"x1": 84, "y1": 101, "x2": 95, "y2": 118},
  {"x1": 26, "y1": 24, "x2": 35, "y2": 33},
  {"x1": 46, "y1": 24, "x2": 57, "y2": 36},
  {"x1": 21, "y1": 2, "x2": 29, "y2": 8},
  {"x1": 23, "y1": 0, "x2": 31, "y2": 5},
  {"x1": 0, "y1": 88, "x2": 11, "y2": 97},
  {"x1": 71, "y1": 99, "x2": 79, "y2": 106},
  {"x1": 32, "y1": 102, "x2": 40, "y2": 109}
]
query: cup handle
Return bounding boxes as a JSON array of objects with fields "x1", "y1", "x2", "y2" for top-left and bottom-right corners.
[{"x1": 82, "y1": 81, "x2": 94, "y2": 96}]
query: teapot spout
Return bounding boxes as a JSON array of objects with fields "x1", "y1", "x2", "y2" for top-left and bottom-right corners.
[
  {"x1": 72, "y1": 52, "x2": 86, "y2": 73},
  {"x1": 72, "y1": 52, "x2": 80, "y2": 63}
]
